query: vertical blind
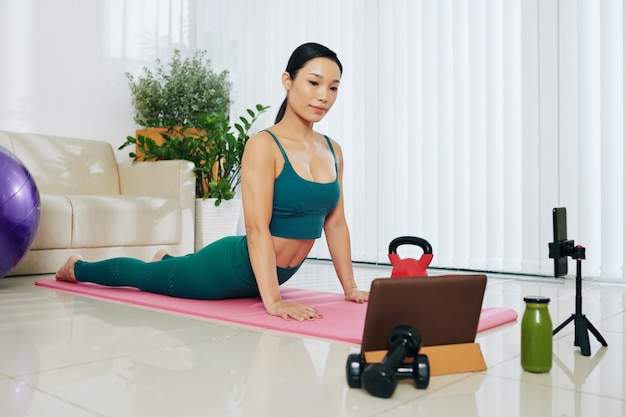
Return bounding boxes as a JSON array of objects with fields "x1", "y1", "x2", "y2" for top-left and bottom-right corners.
[{"x1": 194, "y1": 0, "x2": 624, "y2": 281}]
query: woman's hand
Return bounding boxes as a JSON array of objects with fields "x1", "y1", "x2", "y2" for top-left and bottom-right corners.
[
  {"x1": 345, "y1": 288, "x2": 369, "y2": 304},
  {"x1": 266, "y1": 300, "x2": 324, "y2": 321}
]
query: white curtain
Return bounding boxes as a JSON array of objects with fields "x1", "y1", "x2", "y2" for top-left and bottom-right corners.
[
  {"x1": 194, "y1": 0, "x2": 624, "y2": 281},
  {"x1": 1, "y1": 0, "x2": 621, "y2": 280}
]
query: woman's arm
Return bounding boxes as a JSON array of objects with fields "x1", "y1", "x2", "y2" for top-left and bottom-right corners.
[
  {"x1": 241, "y1": 134, "x2": 280, "y2": 308},
  {"x1": 241, "y1": 133, "x2": 323, "y2": 320},
  {"x1": 323, "y1": 139, "x2": 369, "y2": 303}
]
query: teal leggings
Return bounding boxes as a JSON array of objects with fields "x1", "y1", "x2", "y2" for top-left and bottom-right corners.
[{"x1": 73, "y1": 236, "x2": 301, "y2": 300}]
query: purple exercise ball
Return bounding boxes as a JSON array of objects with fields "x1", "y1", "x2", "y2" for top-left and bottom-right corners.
[{"x1": 0, "y1": 145, "x2": 41, "y2": 278}]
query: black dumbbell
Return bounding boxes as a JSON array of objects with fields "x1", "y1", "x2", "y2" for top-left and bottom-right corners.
[
  {"x1": 361, "y1": 325, "x2": 428, "y2": 398},
  {"x1": 346, "y1": 352, "x2": 429, "y2": 391},
  {"x1": 346, "y1": 353, "x2": 365, "y2": 389},
  {"x1": 395, "y1": 354, "x2": 430, "y2": 390}
]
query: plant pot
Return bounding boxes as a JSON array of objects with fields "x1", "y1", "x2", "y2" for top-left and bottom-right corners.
[
  {"x1": 134, "y1": 127, "x2": 166, "y2": 160},
  {"x1": 135, "y1": 127, "x2": 202, "y2": 161},
  {"x1": 194, "y1": 198, "x2": 242, "y2": 251}
]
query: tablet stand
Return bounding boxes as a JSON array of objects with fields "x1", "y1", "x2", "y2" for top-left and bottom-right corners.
[{"x1": 550, "y1": 244, "x2": 608, "y2": 356}]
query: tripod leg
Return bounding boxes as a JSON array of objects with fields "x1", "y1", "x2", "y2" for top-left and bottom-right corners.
[
  {"x1": 574, "y1": 315, "x2": 591, "y2": 356},
  {"x1": 553, "y1": 315, "x2": 574, "y2": 336},
  {"x1": 585, "y1": 317, "x2": 608, "y2": 347}
]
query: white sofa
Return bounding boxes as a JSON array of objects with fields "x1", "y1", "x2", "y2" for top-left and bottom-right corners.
[{"x1": 0, "y1": 131, "x2": 196, "y2": 276}]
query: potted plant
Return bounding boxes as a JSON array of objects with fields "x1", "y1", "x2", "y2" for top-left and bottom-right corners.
[
  {"x1": 125, "y1": 49, "x2": 233, "y2": 156},
  {"x1": 119, "y1": 104, "x2": 269, "y2": 249},
  {"x1": 127, "y1": 49, "x2": 232, "y2": 128}
]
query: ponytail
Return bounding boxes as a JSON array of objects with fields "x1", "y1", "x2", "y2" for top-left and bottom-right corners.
[{"x1": 275, "y1": 97, "x2": 288, "y2": 124}]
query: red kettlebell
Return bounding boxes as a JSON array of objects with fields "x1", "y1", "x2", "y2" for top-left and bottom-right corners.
[{"x1": 388, "y1": 236, "x2": 433, "y2": 278}]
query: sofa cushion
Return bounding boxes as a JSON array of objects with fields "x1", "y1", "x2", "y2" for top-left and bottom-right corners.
[
  {"x1": 70, "y1": 195, "x2": 182, "y2": 247},
  {"x1": 31, "y1": 195, "x2": 182, "y2": 249},
  {"x1": 4, "y1": 132, "x2": 121, "y2": 195},
  {"x1": 30, "y1": 195, "x2": 73, "y2": 250}
]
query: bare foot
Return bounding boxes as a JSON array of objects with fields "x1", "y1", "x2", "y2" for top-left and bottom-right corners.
[
  {"x1": 55, "y1": 254, "x2": 83, "y2": 283},
  {"x1": 150, "y1": 250, "x2": 168, "y2": 262}
]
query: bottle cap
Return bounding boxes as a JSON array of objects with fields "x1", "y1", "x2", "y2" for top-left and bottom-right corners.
[{"x1": 523, "y1": 296, "x2": 550, "y2": 303}]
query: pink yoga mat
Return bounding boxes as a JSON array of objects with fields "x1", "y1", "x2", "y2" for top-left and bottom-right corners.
[{"x1": 35, "y1": 279, "x2": 517, "y2": 344}]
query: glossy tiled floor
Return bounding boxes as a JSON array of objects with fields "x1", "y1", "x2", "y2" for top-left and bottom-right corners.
[{"x1": 1, "y1": 260, "x2": 625, "y2": 416}]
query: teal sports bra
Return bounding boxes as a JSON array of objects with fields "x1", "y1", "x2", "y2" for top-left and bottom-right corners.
[{"x1": 264, "y1": 130, "x2": 340, "y2": 239}]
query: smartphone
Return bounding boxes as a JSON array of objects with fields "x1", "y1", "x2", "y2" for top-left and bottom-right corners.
[{"x1": 552, "y1": 207, "x2": 568, "y2": 277}]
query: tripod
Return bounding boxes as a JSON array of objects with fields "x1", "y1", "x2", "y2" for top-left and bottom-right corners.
[{"x1": 552, "y1": 245, "x2": 608, "y2": 356}]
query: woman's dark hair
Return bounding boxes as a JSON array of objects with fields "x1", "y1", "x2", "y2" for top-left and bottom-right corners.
[{"x1": 275, "y1": 43, "x2": 343, "y2": 123}]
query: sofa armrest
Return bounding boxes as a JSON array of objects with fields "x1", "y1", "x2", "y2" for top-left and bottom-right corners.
[{"x1": 117, "y1": 160, "x2": 196, "y2": 201}]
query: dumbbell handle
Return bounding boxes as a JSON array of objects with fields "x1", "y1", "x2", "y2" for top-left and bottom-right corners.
[
  {"x1": 395, "y1": 363, "x2": 416, "y2": 377},
  {"x1": 383, "y1": 354, "x2": 428, "y2": 375},
  {"x1": 381, "y1": 339, "x2": 412, "y2": 369}
]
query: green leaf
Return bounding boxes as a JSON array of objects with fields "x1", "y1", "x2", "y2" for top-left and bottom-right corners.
[{"x1": 122, "y1": 103, "x2": 269, "y2": 198}]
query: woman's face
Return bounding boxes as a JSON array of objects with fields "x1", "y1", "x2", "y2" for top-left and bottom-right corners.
[{"x1": 284, "y1": 57, "x2": 341, "y2": 123}]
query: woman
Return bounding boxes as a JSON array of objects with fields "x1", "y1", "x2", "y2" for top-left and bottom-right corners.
[{"x1": 56, "y1": 43, "x2": 369, "y2": 321}]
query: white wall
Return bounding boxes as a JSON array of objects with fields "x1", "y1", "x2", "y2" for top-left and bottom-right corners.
[
  {"x1": 0, "y1": 0, "x2": 213, "y2": 160},
  {"x1": 1, "y1": 1, "x2": 127, "y2": 158}
]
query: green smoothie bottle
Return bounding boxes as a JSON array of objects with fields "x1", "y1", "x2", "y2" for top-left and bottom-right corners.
[{"x1": 521, "y1": 296, "x2": 553, "y2": 373}]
